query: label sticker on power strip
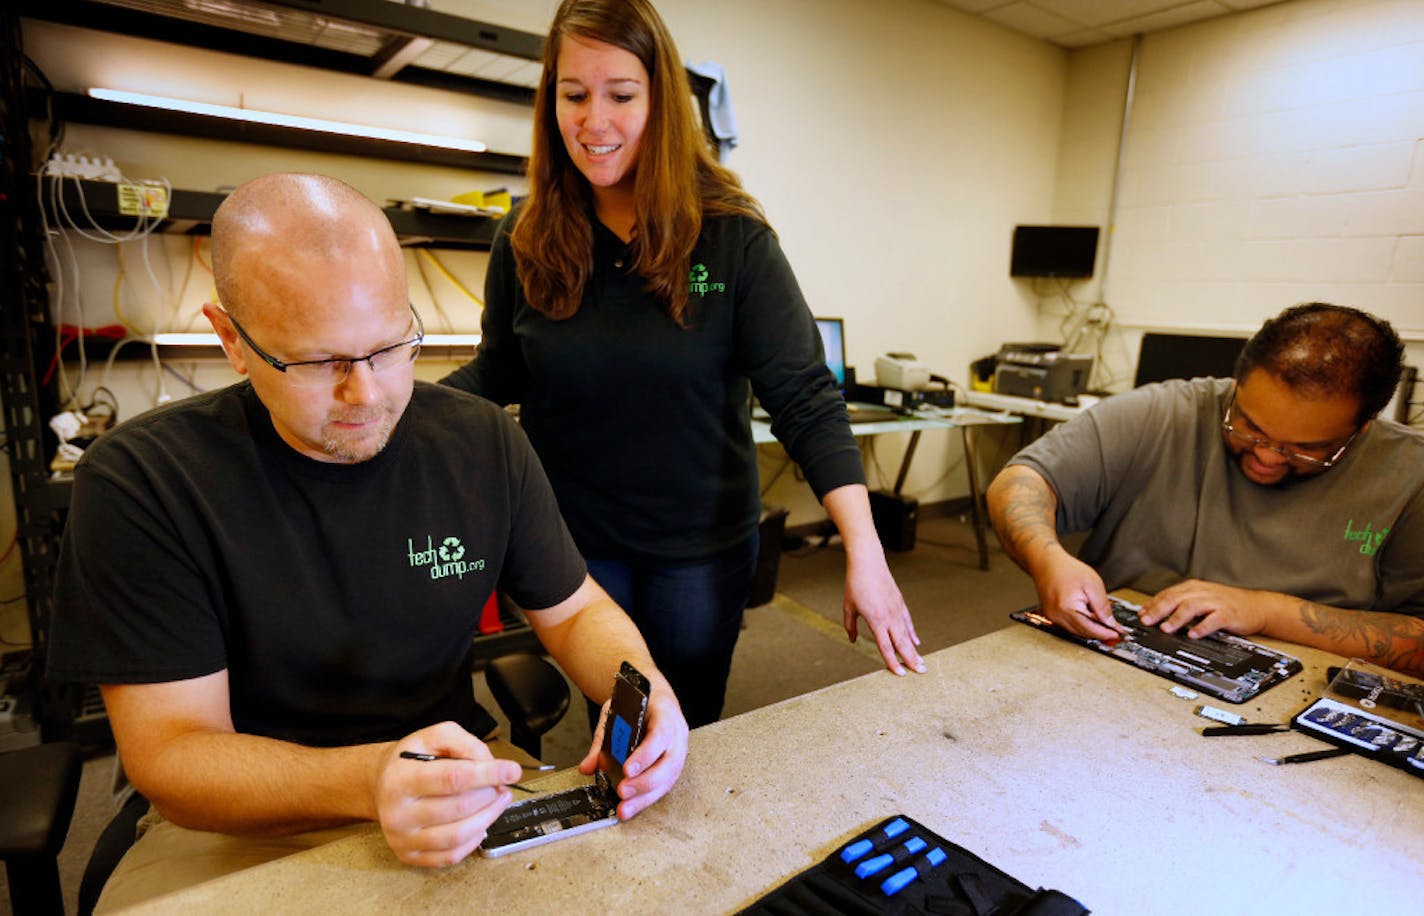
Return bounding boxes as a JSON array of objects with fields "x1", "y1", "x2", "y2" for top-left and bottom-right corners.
[{"x1": 117, "y1": 183, "x2": 170, "y2": 218}]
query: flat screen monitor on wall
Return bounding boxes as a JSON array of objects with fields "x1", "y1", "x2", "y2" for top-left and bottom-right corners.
[
  {"x1": 816, "y1": 317, "x2": 847, "y2": 388},
  {"x1": 1010, "y1": 225, "x2": 1100, "y2": 278}
]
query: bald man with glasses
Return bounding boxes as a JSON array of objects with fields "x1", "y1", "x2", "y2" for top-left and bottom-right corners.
[
  {"x1": 987, "y1": 303, "x2": 1424, "y2": 677},
  {"x1": 47, "y1": 173, "x2": 688, "y2": 910}
]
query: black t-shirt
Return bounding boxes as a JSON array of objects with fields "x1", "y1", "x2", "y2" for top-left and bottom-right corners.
[
  {"x1": 442, "y1": 207, "x2": 866, "y2": 563},
  {"x1": 47, "y1": 382, "x2": 586, "y2": 747}
]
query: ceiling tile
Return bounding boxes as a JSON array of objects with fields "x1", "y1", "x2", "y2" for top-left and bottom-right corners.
[
  {"x1": 941, "y1": 0, "x2": 1297, "y2": 48},
  {"x1": 982, "y1": 1, "x2": 1086, "y2": 38},
  {"x1": 1043, "y1": 0, "x2": 1195, "y2": 30},
  {"x1": 938, "y1": 0, "x2": 1010, "y2": 13},
  {"x1": 1054, "y1": 28, "x2": 1122, "y2": 47},
  {"x1": 1101, "y1": 0, "x2": 1234, "y2": 38}
]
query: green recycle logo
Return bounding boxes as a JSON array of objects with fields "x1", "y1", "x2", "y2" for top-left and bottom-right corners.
[
  {"x1": 439, "y1": 537, "x2": 465, "y2": 562},
  {"x1": 689, "y1": 263, "x2": 709, "y2": 283}
]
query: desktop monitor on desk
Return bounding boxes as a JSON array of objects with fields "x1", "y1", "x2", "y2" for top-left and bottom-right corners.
[
  {"x1": 1133, "y1": 333, "x2": 1246, "y2": 387},
  {"x1": 751, "y1": 317, "x2": 849, "y2": 421},
  {"x1": 815, "y1": 317, "x2": 847, "y2": 388},
  {"x1": 814, "y1": 317, "x2": 900, "y2": 422}
]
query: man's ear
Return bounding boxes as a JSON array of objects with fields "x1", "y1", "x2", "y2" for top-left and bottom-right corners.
[{"x1": 203, "y1": 302, "x2": 249, "y2": 376}]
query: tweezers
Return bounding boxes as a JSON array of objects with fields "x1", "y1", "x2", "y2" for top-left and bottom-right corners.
[
  {"x1": 1256, "y1": 747, "x2": 1352, "y2": 765},
  {"x1": 1201, "y1": 723, "x2": 1290, "y2": 736}
]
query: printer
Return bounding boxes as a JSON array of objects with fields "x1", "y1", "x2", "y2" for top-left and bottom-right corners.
[
  {"x1": 874, "y1": 353, "x2": 932, "y2": 391},
  {"x1": 992, "y1": 343, "x2": 1093, "y2": 403}
]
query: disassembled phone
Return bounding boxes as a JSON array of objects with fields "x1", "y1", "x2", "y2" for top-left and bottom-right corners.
[
  {"x1": 479, "y1": 661, "x2": 650, "y2": 857},
  {"x1": 1010, "y1": 596, "x2": 1302, "y2": 703}
]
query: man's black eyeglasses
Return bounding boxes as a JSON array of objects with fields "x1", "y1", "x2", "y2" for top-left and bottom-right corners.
[
  {"x1": 1221, "y1": 390, "x2": 1357, "y2": 469},
  {"x1": 227, "y1": 304, "x2": 423, "y2": 388}
]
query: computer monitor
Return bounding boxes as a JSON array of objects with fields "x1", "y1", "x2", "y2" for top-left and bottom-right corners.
[
  {"x1": 1134, "y1": 333, "x2": 1247, "y2": 387},
  {"x1": 815, "y1": 317, "x2": 846, "y2": 388}
]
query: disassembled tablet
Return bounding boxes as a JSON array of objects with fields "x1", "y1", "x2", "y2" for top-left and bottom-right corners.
[
  {"x1": 479, "y1": 661, "x2": 650, "y2": 857},
  {"x1": 1010, "y1": 596, "x2": 1302, "y2": 703}
]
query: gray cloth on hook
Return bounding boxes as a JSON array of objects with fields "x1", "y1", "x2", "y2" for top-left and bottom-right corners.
[{"x1": 687, "y1": 60, "x2": 739, "y2": 157}]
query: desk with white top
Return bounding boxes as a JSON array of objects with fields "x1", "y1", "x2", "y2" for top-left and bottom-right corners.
[
  {"x1": 753, "y1": 405, "x2": 1022, "y2": 569},
  {"x1": 960, "y1": 390, "x2": 1092, "y2": 423},
  {"x1": 131, "y1": 623, "x2": 1424, "y2": 914}
]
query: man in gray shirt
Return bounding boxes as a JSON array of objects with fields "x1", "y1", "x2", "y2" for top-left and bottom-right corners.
[{"x1": 987, "y1": 303, "x2": 1424, "y2": 676}]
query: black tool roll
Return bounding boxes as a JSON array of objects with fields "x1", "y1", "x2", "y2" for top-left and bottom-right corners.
[{"x1": 739, "y1": 814, "x2": 1089, "y2": 915}]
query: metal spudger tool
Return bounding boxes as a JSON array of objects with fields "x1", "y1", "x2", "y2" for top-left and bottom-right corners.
[
  {"x1": 399, "y1": 751, "x2": 555, "y2": 770},
  {"x1": 398, "y1": 750, "x2": 555, "y2": 791},
  {"x1": 1256, "y1": 747, "x2": 1352, "y2": 765}
]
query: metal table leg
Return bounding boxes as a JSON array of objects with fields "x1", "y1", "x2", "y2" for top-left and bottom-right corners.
[
  {"x1": 961, "y1": 425, "x2": 990, "y2": 571},
  {"x1": 892, "y1": 430, "x2": 922, "y2": 495}
]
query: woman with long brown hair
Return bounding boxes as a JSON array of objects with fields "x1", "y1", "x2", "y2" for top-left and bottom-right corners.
[{"x1": 443, "y1": 0, "x2": 924, "y2": 727}]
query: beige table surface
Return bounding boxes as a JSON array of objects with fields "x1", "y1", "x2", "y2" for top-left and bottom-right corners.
[{"x1": 133, "y1": 624, "x2": 1424, "y2": 915}]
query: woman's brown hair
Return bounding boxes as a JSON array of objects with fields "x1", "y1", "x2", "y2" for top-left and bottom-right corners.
[{"x1": 512, "y1": 0, "x2": 764, "y2": 325}]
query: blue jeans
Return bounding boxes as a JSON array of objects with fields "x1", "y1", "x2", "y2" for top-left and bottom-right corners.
[{"x1": 586, "y1": 534, "x2": 758, "y2": 729}]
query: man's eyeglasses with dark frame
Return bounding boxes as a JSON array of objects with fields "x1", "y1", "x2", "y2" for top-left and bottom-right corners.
[
  {"x1": 226, "y1": 304, "x2": 423, "y2": 388},
  {"x1": 1221, "y1": 389, "x2": 1358, "y2": 469}
]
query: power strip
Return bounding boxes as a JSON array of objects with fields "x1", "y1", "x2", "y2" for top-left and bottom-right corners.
[{"x1": 45, "y1": 151, "x2": 123, "y2": 181}]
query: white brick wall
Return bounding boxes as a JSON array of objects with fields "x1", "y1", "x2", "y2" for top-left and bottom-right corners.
[{"x1": 1050, "y1": 0, "x2": 1424, "y2": 390}]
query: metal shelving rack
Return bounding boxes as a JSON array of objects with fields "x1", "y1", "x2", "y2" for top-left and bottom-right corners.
[
  {"x1": 19, "y1": 0, "x2": 717, "y2": 176},
  {"x1": 1, "y1": 8, "x2": 81, "y2": 741},
  {"x1": 45, "y1": 176, "x2": 505, "y2": 249},
  {"x1": 21, "y1": 0, "x2": 546, "y2": 104},
  {"x1": 22, "y1": 0, "x2": 543, "y2": 176}
]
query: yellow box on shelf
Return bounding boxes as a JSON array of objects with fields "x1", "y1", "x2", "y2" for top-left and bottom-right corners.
[
  {"x1": 117, "y1": 182, "x2": 169, "y2": 218},
  {"x1": 453, "y1": 188, "x2": 511, "y2": 214}
]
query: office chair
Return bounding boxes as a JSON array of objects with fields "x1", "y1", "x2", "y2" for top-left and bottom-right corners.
[
  {"x1": 0, "y1": 740, "x2": 83, "y2": 916},
  {"x1": 484, "y1": 652, "x2": 571, "y2": 759},
  {"x1": 77, "y1": 786, "x2": 146, "y2": 915}
]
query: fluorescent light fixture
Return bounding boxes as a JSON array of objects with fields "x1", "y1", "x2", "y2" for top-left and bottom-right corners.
[
  {"x1": 423, "y1": 333, "x2": 481, "y2": 347},
  {"x1": 88, "y1": 88, "x2": 487, "y2": 153},
  {"x1": 152, "y1": 332, "x2": 222, "y2": 346},
  {"x1": 152, "y1": 332, "x2": 482, "y2": 347}
]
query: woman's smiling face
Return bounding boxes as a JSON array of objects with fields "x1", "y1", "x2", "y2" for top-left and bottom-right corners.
[{"x1": 555, "y1": 34, "x2": 650, "y2": 197}]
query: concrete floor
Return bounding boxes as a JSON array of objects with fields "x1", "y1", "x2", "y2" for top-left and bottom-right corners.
[{"x1": 5, "y1": 512, "x2": 1037, "y2": 914}]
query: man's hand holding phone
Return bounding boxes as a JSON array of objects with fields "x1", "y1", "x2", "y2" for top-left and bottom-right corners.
[
  {"x1": 478, "y1": 661, "x2": 688, "y2": 856},
  {"x1": 579, "y1": 662, "x2": 687, "y2": 821}
]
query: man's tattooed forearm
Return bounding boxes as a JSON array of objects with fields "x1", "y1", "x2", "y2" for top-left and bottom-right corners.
[
  {"x1": 1298, "y1": 600, "x2": 1424, "y2": 677},
  {"x1": 990, "y1": 472, "x2": 1059, "y2": 563}
]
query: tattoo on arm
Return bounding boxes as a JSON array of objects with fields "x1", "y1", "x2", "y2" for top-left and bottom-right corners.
[
  {"x1": 1297, "y1": 601, "x2": 1424, "y2": 678},
  {"x1": 989, "y1": 469, "x2": 1061, "y2": 569}
]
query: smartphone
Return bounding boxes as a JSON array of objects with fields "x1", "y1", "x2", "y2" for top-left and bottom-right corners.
[
  {"x1": 597, "y1": 660, "x2": 651, "y2": 787},
  {"x1": 478, "y1": 660, "x2": 650, "y2": 857},
  {"x1": 476, "y1": 784, "x2": 619, "y2": 857}
]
